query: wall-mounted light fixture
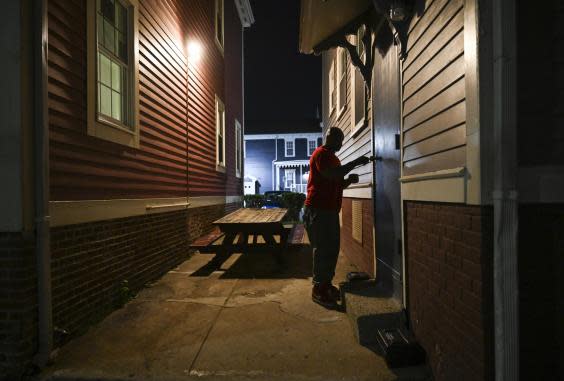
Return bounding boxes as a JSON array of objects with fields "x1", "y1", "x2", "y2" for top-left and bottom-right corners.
[
  {"x1": 389, "y1": 0, "x2": 408, "y2": 22},
  {"x1": 187, "y1": 41, "x2": 202, "y2": 62}
]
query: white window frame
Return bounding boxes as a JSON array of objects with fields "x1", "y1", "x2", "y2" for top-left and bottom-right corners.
[
  {"x1": 328, "y1": 58, "x2": 336, "y2": 115},
  {"x1": 235, "y1": 119, "x2": 242, "y2": 178},
  {"x1": 308, "y1": 139, "x2": 317, "y2": 156},
  {"x1": 284, "y1": 169, "x2": 296, "y2": 190},
  {"x1": 215, "y1": 0, "x2": 224, "y2": 54},
  {"x1": 351, "y1": 27, "x2": 367, "y2": 137},
  {"x1": 87, "y1": 0, "x2": 140, "y2": 148},
  {"x1": 285, "y1": 139, "x2": 295, "y2": 157},
  {"x1": 215, "y1": 95, "x2": 226, "y2": 172},
  {"x1": 336, "y1": 47, "x2": 347, "y2": 119}
]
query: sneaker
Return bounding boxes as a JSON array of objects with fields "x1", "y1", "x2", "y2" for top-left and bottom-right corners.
[
  {"x1": 328, "y1": 284, "x2": 341, "y2": 301},
  {"x1": 312, "y1": 283, "x2": 338, "y2": 308}
]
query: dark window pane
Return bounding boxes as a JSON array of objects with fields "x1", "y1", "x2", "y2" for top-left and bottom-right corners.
[
  {"x1": 115, "y1": 1, "x2": 127, "y2": 32},
  {"x1": 102, "y1": 0, "x2": 115, "y2": 23},
  {"x1": 116, "y1": 31, "x2": 128, "y2": 62},
  {"x1": 218, "y1": 135, "x2": 223, "y2": 163}
]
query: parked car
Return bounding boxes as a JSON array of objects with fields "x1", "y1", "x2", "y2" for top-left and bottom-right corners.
[{"x1": 262, "y1": 191, "x2": 292, "y2": 208}]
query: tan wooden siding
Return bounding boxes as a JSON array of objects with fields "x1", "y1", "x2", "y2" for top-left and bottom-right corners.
[
  {"x1": 48, "y1": 0, "x2": 242, "y2": 201},
  {"x1": 323, "y1": 46, "x2": 373, "y2": 186},
  {"x1": 401, "y1": 0, "x2": 466, "y2": 176}
]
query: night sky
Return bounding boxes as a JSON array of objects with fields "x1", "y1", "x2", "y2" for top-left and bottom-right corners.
[{"x1": 244, "y1": 0, "x2": 322, "y2": 133}]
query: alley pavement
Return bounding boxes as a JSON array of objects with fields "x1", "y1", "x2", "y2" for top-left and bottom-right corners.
[{"x1": 38, "y1": 244, "x2": 425, "y2": 381}]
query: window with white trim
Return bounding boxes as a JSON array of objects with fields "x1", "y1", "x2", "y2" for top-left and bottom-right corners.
[
  {"x1": 352, "y1": 26, "x2": 367, "y2": 135},
  {"x1": 215, "y1": 0, "x2": 224, "y2": 51},
  {"x1": 328, "y1": 58, "x2": 336, "y2": 115},
  {"x1": 235, "y1": 120, "x2": 242, "y2": 178},
  {"x1": 284, "y1": 169, "x2": 296, "y2": 190},
  {"x1": 285, "y1": 140, "x2": 295, "y2": 157},
  {"x1": 308, "y1": 140, "x2": 317, "y2": 156},
  {"x1": 87, "y1": 0, "x2": 139, "y2": 148},
  {"x1": 337, "y1": 47, "x2": 347, "y2": 117},
  {"x1": 215, "y1": 96, "x2": 226, "y2": 170}
]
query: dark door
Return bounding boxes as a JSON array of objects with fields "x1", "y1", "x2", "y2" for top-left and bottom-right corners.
[{"x1": 372, "y1": 43, "x2": 402, "y2": 301}]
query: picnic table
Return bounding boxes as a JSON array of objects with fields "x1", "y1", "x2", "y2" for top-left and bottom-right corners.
[{"x1": 191, "y1": 208, "x2": 297, "y2": 262}]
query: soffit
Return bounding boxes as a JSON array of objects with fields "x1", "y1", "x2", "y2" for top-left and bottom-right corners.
[{"x1": 299, "y1": 0, "x2": 373, "y2": 54}]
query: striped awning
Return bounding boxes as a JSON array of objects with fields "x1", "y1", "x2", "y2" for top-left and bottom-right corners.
[{"x1": 274, "y1": 160, "x2": 310, "y2": 168}]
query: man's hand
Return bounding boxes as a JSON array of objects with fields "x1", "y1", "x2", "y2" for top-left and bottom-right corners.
[
  {"x1": 353, "y1": 156, "x2": 370, "y2": 167},
  {"x1": 343, "y1": 174, "x2": 359, "y2": 189},
  {"x1": 347, "y1": 174, "x2": 359, "y2": 184}
]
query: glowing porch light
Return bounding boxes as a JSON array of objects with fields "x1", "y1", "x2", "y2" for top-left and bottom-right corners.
[{"x1": 187, "y1": 41, "x2": 202, "y2": 62}]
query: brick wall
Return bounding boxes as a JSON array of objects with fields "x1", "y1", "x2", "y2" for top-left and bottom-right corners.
[
  {"x1": 0, "y1": 233, "x2": 37, "y2": 381},
  {"x1": 519, "y1": 204, "x2": 564, "y2": 380},
  {"x1": 340, "y1": 198, "x2": 375, "y2": 277},
  {"x1": 51, "y1": 203, "x2": 240, "y2": 342},
  {"x1": 186, "y1": 202, "x2": 241, "y2": 242},
  {"x1": 405, "y1": 201, "x2": 494, "y2": 381}
]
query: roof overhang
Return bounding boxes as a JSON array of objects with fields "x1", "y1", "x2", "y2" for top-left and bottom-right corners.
[
  {"x1": 235, "y1": 0, "x2": 255, "y2": 28},
  {"x1": 299, "y1": 0, "x2": 374, "y2": 54}
]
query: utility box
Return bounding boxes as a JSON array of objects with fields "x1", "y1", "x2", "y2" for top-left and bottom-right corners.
[{"x1": 376, "y1": 328, "x2": 426, "y2": 368}]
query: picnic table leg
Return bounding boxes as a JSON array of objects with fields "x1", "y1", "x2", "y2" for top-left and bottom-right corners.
[
  {"x1": 212, "y1": 232, "x2": 237, "y2": 265},
  {"x1": 262, "y1": 234, "x2": 285, "y2": 265}
]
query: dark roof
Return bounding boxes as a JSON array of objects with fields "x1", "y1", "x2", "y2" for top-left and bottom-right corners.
[{"x1": 245, "y1": 119, "x2": 322, "y2": 134}]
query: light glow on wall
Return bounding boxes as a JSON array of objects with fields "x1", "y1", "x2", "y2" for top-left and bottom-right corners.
[{"x1": 187, "y1": 41, "x2": 202, "y2": 62}]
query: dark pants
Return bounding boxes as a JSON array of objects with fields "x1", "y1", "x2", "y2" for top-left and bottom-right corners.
[{"x1": 303, "y1": 207, "x2": 340, "y2": 284}]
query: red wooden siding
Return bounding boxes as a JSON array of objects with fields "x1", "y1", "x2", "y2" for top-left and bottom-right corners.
[
  {"x1": 224, "y1": 0, "x2": 244, "y2": 195},
  {"x1": 184, "y1": 0, "x2": 227, "y2": 196},
  {"x1": 48, "y1": 0, "x2": 243, "y2": 200}
]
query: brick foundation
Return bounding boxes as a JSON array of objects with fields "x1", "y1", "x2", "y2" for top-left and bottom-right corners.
[
  {"x1": 0, "y1": 233, "x2": 37, "y2": 381},
  {"x1": 405, "y1": 201, "x2": 494, "y2": 381},
  {"x1": 340, "y1": 198, "x2": 375, "y2": 277},
  {"x1": 50, "y1": 203, "x2": 240, "y2": 339},
  {"x1": 519, "y1": 204, "x2": 564, "y2": 380}
]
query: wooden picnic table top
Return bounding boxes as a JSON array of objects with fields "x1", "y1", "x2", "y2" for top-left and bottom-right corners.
[{"x1": 213, "y1": 208, "x2": 288, "y2": 226}]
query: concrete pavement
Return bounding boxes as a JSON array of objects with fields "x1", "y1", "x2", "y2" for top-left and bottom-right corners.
[{"x1": 38, "y1": 246, "x2": 427, "y2": 381}]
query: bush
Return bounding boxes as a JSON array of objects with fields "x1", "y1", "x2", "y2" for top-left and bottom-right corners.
[
  {"x1": 280, "y1": 192, "x2": 306, "y2": 221},
  {"x1": 243, "y1": 194, "x2": 265, "y2": 208}
]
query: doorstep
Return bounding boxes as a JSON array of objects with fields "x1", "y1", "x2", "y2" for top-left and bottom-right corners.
[{"x1": 340, "y1": 280, "x2": 433, "y2": 381}]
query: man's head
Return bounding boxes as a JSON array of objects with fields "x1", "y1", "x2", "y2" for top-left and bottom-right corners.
[{"x1": 325, "y1": 127, "x2": 344, "y2": 151}]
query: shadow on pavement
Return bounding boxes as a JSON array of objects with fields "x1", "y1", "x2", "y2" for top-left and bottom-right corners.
[{"x1": 190, "y1": 247, "x2": 313, "y2": 279}]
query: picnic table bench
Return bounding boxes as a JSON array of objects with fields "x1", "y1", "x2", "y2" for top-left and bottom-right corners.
[{"x1": 190, "y1": 208, "x2": 306, "y2": 261}]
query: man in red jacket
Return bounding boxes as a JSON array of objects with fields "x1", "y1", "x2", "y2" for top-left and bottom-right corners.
[{"x1": 304, "y1": 127, "x2": 370, "y2": 308}]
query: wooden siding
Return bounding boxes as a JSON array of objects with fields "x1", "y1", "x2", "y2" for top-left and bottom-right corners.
[
  {"x1": 48, "y1": 0, "x2": 243, "y2": 201},
  {"x1": 224, "y1": 0, "x2": 244, "y2": 195},
  {"x1": 322, "y1": 46, "x2": 373, "y2": 185},
  {"x1": 401, "y1": 0, "x2": 466, "y2": 176}
]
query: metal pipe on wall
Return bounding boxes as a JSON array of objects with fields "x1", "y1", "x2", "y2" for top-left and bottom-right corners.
[
  {"x1": 492, "y1": 0, "x2": 519, "y2": 379},
  {"x1": 33, "y1": 0, "x2": 53, "y2": 368}
]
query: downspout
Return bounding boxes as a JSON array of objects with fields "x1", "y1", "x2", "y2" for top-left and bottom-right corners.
[
  {"x1": 241, "y1": 25, "x2": 245, "y2": 195},
  {"x1": 492, "y1": 0, "x2": 519, "y2": 379},
  {"x1": 33, "y1": 0, "x2": 53, "y2": 368},
  {"x1": 272, "y1": 135, "x2": 278, "y2": 192}
]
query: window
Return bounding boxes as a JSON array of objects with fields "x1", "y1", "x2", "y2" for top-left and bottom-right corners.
[
  {"x1": 87, "y1": 0, "x2": 139, "y2": 148},
  {"x1": 337, "y1": 47, "x2": 347, "y2": 117},
  {"x1": 215, "y1": 0, "x2": 224, "y2": 51},
  {"x1": 285, "y1": 140, "x2": 295, "y2": 157},
  {"x1": 308, "y1": 140, "x2": 317, "y2": 156},
  {"x1": 235, "y1": 120, "x2": 242, "y2": 178},
  {"x1": 216, "y1": 96, "x2": 226, "y2": 171},
  {"x1": 328, "y1": 59, "x2": 336, "y2": 115},
  {"x1": 284, "y1": 169, "x2": 296, "y2": 190},
  {"x1": 352, "y1": 26, "x2": 367, "y2": 135}
]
